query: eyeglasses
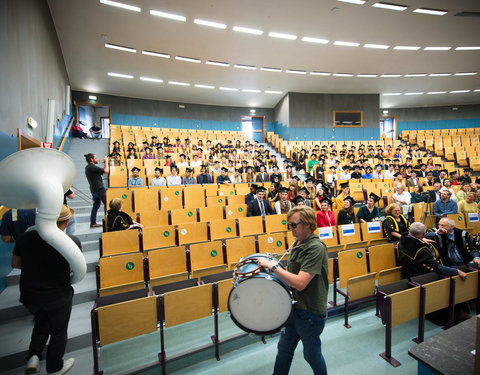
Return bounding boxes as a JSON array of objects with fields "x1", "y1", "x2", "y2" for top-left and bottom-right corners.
[{"x1": 288, "y1": 222, "x2": 302, "y2": 229}]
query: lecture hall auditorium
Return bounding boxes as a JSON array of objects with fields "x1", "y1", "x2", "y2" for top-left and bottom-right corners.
[{"x1": 1, "y1": 0, "x2": 480, "y2": 374}]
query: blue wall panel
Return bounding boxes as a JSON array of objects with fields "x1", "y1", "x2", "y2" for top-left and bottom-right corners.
[{"x1": 398, "y1": 118, "x2": 480, "y2": 133}]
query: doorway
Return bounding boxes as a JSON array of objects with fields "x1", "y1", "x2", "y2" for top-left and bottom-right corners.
[
  {"x1": 241, "y1": 116, "x2": 265, "y2": 143},
  {"x1": 76, "y1": 102, "x2": 111, "y2": 139},
  {"x1": 380, "y1": 116, "x2": 396, "y2": 140}
]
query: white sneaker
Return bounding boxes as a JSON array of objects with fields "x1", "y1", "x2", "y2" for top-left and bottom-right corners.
[
  {"x1": 25, "y1": 355, "x2": 40, "y2": 374},
  {"x1": 48, "y1": 358, "x2": 75, "y2": 375}
]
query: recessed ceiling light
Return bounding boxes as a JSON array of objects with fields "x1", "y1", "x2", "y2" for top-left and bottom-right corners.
[
  {"x1": 382, "y1": 110, "x2": 389, "y2": 114},
  {"x1": 427, "y1": 91, "x2": 447, "y2": 95},
  {"x1": 232, "y1": 26, "x2": 263, "y2": 35},
  {"x1": 286, "y1": 69, "x2": 307, "y2": 75},
  {"x1": 474, "y1": 89, "x2": 480, "y2": 92},
  {"x1": 302, "y1": 36, "x2": 329, "y2": 44},
  {"x1": 193, "y1": 19, "x2": 227, "y2": 29},
  {"x1": 261, "y1": 67, "x2": 282, "y2": 72},
  {"x1": 105, "y1": 43, "x2": 136, "y2": 53},
  {"x1": 394, "y1": 46, "x2": 421, "y2": 50},
  {"x1": 429, "y1": 73, "x2": 451, "y2": 77},
  {"x1": 455, "y1": 46, "x2": 480, "y2": 51},
  {"x1": 234, "y1": 64, "x2": 256, "y2": 70},
  {"x1": 337, "y1": 0, "x2": 366, "y2": 4},
  {"x1": 250, "y1": 109, "x2": 256, "y2": 114},
  {"x1": 333, "y1": 73, "x2": 354, "y2": 77},
  {"x1": 206, "y1": 60, "x2": 230, "y2": 67},
  {"x1": 268, "y1": 32, "x2": 297, "y2": 40},
  {"x1": 450, "y1": 90, "x2": 470, "y2": 94},
  {"x1": 194, "y1": 84, "x2": 215, "y2": 89},
  {"x1": 100, "y1": 0, "x2": 141, "y2": 12},
  {"x1": 265, "y1": 90, "x2": 283, "y2": 94},
  {"x1": 150, "y1": 10, "x2": 186, "y2": 22},
  {"x1": 372, "y1": 2, "x2": 408, "y2": 11},
  {"x1": 405, "y1": 73, "x2": 427, "y2": 77},
  {"x1": 357, "y1": 74, "x2": 378, "y2": 77},
  {"x1": 175, "y1": 56, "x2": 201, "y2": 63},
  {"x1": 108, "y1": 72, "x2": 133, "y2": 79},
  {"x1": 168, "y1": 81, "x2": 190, "y2": 86},
  {"x1": 454, "y1": 72, "x2": 477, "y2": 76},
  {"x1": 424, "y1": 46, "x2": 451, "y2": 51},
  {"x1": 142, "y1": 50, "x2": 170, "y2": 58},
  {"x1": 383, "y1": 93, "x2": 401, "y2": 96},
  {"x1": 89, "y1": 95, "x2": 97, "y2": 100},
  {"x1": 242, "y1": 89, "x2": 261, "y2": 93},
  {"x1": 334, "y1": 41, "x2": 360, "y2": 47},
  {"x1": 405, "y1": 92, "x2": 424, "y2": 95},
  {"x1": 219, "y1": 87, "x2": 239, "y2": 91},
  {"x1": 381, "y1": 74, "x2": 402, "y2": 77},
  {"x1": 310, "y1": 71, "x2": 331, "y2": 76},
  {"x1": 364, "y1": 44, "x2": 389, "y2": 49},
  {"x1": 413, "y1": 8, "x2": 447, "y2": 16},
  {"x1": 140, "y1": 77, "x2": 163, "y2": 83}
]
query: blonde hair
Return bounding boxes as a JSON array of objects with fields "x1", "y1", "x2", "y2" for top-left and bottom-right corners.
[
  {"x1": 109, "y1": 198, "x2": 123, "y2": 211},
  {"x1": 385, "y1": 202, "x2": 401, "y2": 216},
  {"x1": 287, "y1": 206, "x2": 317, "y2": 231}
]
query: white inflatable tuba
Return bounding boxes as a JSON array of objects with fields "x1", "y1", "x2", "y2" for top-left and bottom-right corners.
[{"x1": 0, "y1": 148, "x2": 86, "y2": 284}]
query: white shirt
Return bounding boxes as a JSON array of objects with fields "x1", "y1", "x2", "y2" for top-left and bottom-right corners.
[
  {"x1": 372, "y1": 171, "x2": 383, "y2": 179},
  {"x1": 190, "y1": 160, "x2": 202, "y2": 167},
  {"x1": 440, "y1": 187, "x2": 456, "y2": 201},
  {"x1": 392, "y1": 191, "x2": 411, "y2": 205},
  {"x1": 339, "y1": 172, "x2": 351, "y2": 180},
  {"x1": 326, "y1": 173, "x2": 337, "y2": 184},
  {"x1": 150, "y1": 177, "x2": 166, "y2": 186},
  {"x1": 166, "y1": 175, "x2": 182, "y2": 186},
  {"x1": 384, "y1": 170, "x2": 396, "y2": 179},
  {"x1": 230, "y1": 174, "x2": 243, "y2": 184},
  {"x1": 177, "y1": 161, "x2": 188, "y2": 167}
]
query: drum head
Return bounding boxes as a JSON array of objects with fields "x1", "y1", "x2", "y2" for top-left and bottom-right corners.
[{"x1": 228, "y1": 277, "x2": 292, "y2": 335}]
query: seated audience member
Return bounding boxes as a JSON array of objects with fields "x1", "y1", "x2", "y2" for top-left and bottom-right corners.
[
  {"x1": 196, "y1": 165, "x2": 213, "y2": 184},
  {"x1": 339, "y1": 165, "x2": 351, "y2": 180},
  {"x1": 245, "y1": 184, "x2": 258, "y2": 205},
  {"x1": 287, "y1": 183, "x2": 299, "y2": 201},
  {"x1": 456, "y1": 182, "x2": 472, "y2": 202},
  {"x1": 111, "y1": 140, "x2": 121, "y2": 153},
  {"x1": 362, "y1": 166, "x2": 373, "y2": 179},
  {"x1": 267, "y1": 183, "x2": 280, "y2": 203},
  {"x1": 270, "y1": 165, "x2": 282, "y2": 183},
  {"x1": 406, "y1": 170, "x2": 420, "y2": 187},
  {"x1": 71, "y1": 123, "x2": 87, "y2": 139},
  {"x1": 325, "y1": 166, "x2": 337, "y2": 186},
  {"x1": 126, "y1": 148, "x2": 137, "y2": 160},
  {"x1": 457, "y1": 168, "x2": 472, "y2": 184},
  {"x1": 433, "y1": 190, "x2": 458, "y2": 216},
  {"x1": 142, "y1": 147, "x2": 154, "y2": 160},
  {"x1": 298, "y1": 187, "x2": 312, "y2": 208},
  {"x1": 230, "y1": 168, "x2": 243, "y2": 184},
  {"x1": 314, "y1": 184, "x2": 329, "y2": 210},
  {"x1": 127, "y1": 167, "x2": 143, "y2": 187},
  {"x1": 275, "y1": 187, "x2": 293, "y2": 214},
  {"x1": 291, "y1": 196, "x2": 305, "y2": 206},
  {"x1": 449, "y1": 171, "x2": 459, "y2": 185},
  {"x1": 372, "y1": 164, "x2": 383, "y2": 179},
  {"x1": 428, "y1": 182, "x2": 442, "y2": 202},
  {"x1": 337, "y1": 196, "x2": 356, "y2": 225},
  {"x1": 429, "y1": 217, "x2": 480, "y2": 267},
  {"x1": 166, "y1": 166, "x2": 182, "y2": 186},
  {"x1": 351, "y1": 165, "x2": 362, "y2": 179},
  {"x1": 255, "y1": 165, "x2": 269, "y2": 183},
  {"x1": 304, "y1": 177, "x2": 316, "y2": 200},
  {"x1": 109, "y1": 152, "x2": 122, "y2": 167},
  {"x1": 0, "y1": 208, "x2": 36, "y2": 243},
  {"x1": 410, "y1": 184, "x2": 425, "y2": 203},
  {"x1": 282, "y1": 164, "x2": 295, "y2": 183},
  {"x1": 106, "y1": 198, "x2": 143, "y2": 231},
  {"x1": 245, "y1": 166, "x2": 256, "y2": 183},
  {"x1": 217, "y1": 167, "x2": 232, "y2": 185},
  {"x1": 356, "y1": 193, "x2": 381, "y2": 223},
  {"x1": 335, "y1": 182, "x2": 350, "y2": 210},
  {"x1": 422, "y1": 171, "x2": 435, "y2": 187},
  {"x1": 383, "y1": 203, "x2": 410, "y2": 242},
  {"x1": 150, "y1": 167, "x2": 166, "y2": 187},
  {"x1": 391, "y1": 184, "x2": 412, "y2": 216},
  {"x1": 247, "y1": 186, "x2": 273, "y2": 217},
  {"x1": 316, "y1": 198, "x2": 336, "y2": 227},
  {"x1": 182, "y1": 167, "x2": 196, "y2": 185},
  {"x1": 383, "y1": 164, "x2": 396, "y2": 180},
  {"x1": 398, "y1": 222, "x2": 467, "y2": 279},
  {"x1": 440, "y1": 179, "x2": 456, "y2": 201}
]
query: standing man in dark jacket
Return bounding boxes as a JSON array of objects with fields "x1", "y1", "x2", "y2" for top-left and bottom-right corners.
[{"x1": 84, "y1": 153, "x2": 109, "y2": 228}]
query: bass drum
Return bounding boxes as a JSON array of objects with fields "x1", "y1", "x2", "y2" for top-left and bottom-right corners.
[{"x1": 228, "y1": 253, "x2": 293, "y2": 335}]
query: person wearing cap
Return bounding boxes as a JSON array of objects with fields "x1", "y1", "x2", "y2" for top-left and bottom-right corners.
[
  {"x1": 362, "y1": 166, "x2": 373, "y2": 179},
  {"x1": 177, "y1": 154, "x2": 189, "y2": 167},
  {"x1": 422, "y1": 171, "x2": 435, "y2": 187},
  {"x1": 314, "y1": 184, "x2": 329, "y2": 210},
  {"x1": 298, "y1": 187, "x2": 312, "y2": 208},
  {"x1": 267, "y1": 183, "x2": 280, "y2": 203},
  {"x1": 435, "y1": 169, "x2": 448, "y2": 185},
  {"x1": 356, "y1": 193, "x2": 381, "y2": 223},
  {"x1": 106, "y1": 198, "x2": 144, "y2": 231},
  {"x1": 275, "y1": 187, "x2": 293, "y2": 214},
  {"x1": 128, "y1": 167, "x2": 144, "y2": 187},
  {"x1": 339, "y1": 165, "x2": 351, "y2": 180},
  {"x1": 383, "y1": 164, "x2": 395, "y2": 180},
  {"x1": 292, "y1": 195, "x2": 305, "y2": 206},
  {"x1": 245, "y1": 184, "x2": 258, "y2": 205},
  {"x1": 431, "y1": 164, "x2": 442, "y2": 178},
  {"x1": 150, "y1": 135, "x2": 159, "y2": 148},
  {"x1": 150, "y1": 167, "x2": 166, "y2": 187},
  {"x1": 190, "y1": 154, "x2": 202, "y2": 168},
  {"x1": 142, "y1": 147, "x2": 155, "y2": 160},
  {"x1": 230, "y1": 168, "x2": 243, "y2": 184},
  {"x1": 12, "y1": 204, "x2": 79, "y2": 375},
  {"x1": 383, "y1": 203, "x2": 410, "y2": 242},
  {"x1": 216, "y1": 167, "x2": 232, "y2": 185},
  {"x1": 270, "y1": 165, "x2": 282, "y2": 183},
  {"x1": 349, "y1": 165, "x2": 361, "y2": 180},
  {"x1": 111, "y1": 140, "x2": 121, "y2": 154},
  {"x1": 325, "y1": 166, "x2": 337, "y2": 186},
  {"x1": 247, "y1": 186, "x2": 273, "y2": 217},
  {"x1": 335, "y1": 182, "x2": 350, "y2": 210},
  {"x1": 283, "y1": 164, "x2": 295, "y2": 184},
  {"x1": 85, "y1": 153, "x2": 109, "y2": 228},
  {"x1": 372, "y1": 164, "x2": 383, "y2": 179},
  {"x1": 109, "y1": 152, "x2": 122, "y2": 167},
  {"x1": 166, "y1": 166, "x2": 182, "y2": 186},
  {"x1": 196, "y1": 165, "x2": 213, "y2": 184},
  {"x1": 406, "y1": 170, "x2": 420, "y2": 188},
  {"x1": 337, "y1": 196, "x2": 356, "y2": 225},
  {"x1": 316, "y1": 198, "x2": 336, "y2": 227},
  {"x1": 449, "y1": 171, "x2": 459, "y2": 185},
  {"x1": 182, "y1": 167, "x2": 196, "y2": 185},
  {"x1": 126, "y1": 148, "x2": 137, "y2": 160},
  {"x1": 256, "y1": 165, "x2": 269, "y2": 183}
]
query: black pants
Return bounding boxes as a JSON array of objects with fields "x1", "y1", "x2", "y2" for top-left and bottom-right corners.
[
  {"x1": 24, "y1": 292, "x2": 73, "y2": 373},
  {"x1": 90, "y1": 188, "x2": 106, "y2": 225}
]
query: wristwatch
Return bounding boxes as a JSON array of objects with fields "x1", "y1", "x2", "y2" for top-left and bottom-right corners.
[{"x1": 270, "y1": 264, "x2": 279, "y2": 273}]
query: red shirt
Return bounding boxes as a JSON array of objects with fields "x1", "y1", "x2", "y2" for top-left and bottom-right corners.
[{"x1": 316, "y1": 210, "x2": 336, "y2": 227}]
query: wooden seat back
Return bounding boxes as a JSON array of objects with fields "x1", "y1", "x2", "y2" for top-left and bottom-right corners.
[
  {"x1": 368, "y1": 243, "x2": 397, "y2": 278},
  {"x1": 142, "y1": 225, "x2": 177, "y2": 250},
  {"x1": 177, "y1": 222, "x2": 209, "y2": 245},
  {"x1": 226, "y1": 236, "x2": 257, "y2": 269},
  {"x1": 238, "y1": 216, "x2": 264, "y2": 237},
  {"x1": 265, "y1": 214, "x2": 288, "y2": 233},
  {"x1": 148, "y1": 246, "x2": 187, "y2": 285},
  {"x1": 137, "y1": 211, "x2": 169, "y2": 227},
  {"x1": 99, "y1": 253, "x2": 145, "y2": 296},
  {"x1": 257, "y1": 233, "x2": 287, "y2": 254},
  {"x1": 198, "y1": 206, "x2": 224, "y2": 222},
  {"x1": 189, "y1": 241, "x2": 226, "y2": 277},
  {"x1": 102, "y1": 230, "x2": 140, "y2": 256},
  {"x1": 225, "y1": 204, "x2": 247, "y2": 219},
  {"x1": 338, "y1": 248, "x2": 368, "y2": 288},
  {"x1": 209, "y1": 218, "x2": 237, "y2": 240}
]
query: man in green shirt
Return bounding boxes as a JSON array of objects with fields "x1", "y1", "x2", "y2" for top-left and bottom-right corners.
[{"x1": 257, "y1": 206, "x2": 328, "y2": 375}]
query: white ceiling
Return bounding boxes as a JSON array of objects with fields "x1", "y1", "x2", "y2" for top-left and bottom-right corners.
[{"x1": 47, "y1": 0, "x2": 480, "y2": 110}]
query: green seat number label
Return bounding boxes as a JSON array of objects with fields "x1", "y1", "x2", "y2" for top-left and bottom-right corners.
[
  {"x1": 163, "y1": 231, "x2": 170, "y2": 237},
  {"x1": 276, "y1": 241, "x2": 283, "y2": 247},
  {"x1": 226, "y1": 227, "x2": 232, "y2": 233},
  {"x1": 282, "y1": 220, "x2": 287, "y2": 225},
  {"x1": 175, "y1": 191, "x2": 180, "y2": 195},
  {"x1": 188, "y1": 211, "x2": 193, "y2": 217},
  {"x1": 126, "y1": 262, "x2": 135, "y2": 270},
  {"x1": 356, "y1": 252, "x2": 363, "y2": 259},
  {"x1": 210, "y1": 250, "x2": 217, "y2": 257},
  {"x1": 122, "y1": 194, "x2": 127, "y2": 199}
]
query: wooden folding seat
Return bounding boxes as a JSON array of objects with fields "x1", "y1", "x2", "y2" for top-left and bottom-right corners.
[
  {"x1": 368, "y1": 243, "x2": 398, "y2": 279},
  {"x1": 109, "y1": 174, "x2": 128, "y2": 188},
  {"x1": 142, "y1": 225, "x2": 177, "y2": 250},
  {"x1": 132, "y1": 188, "x2": 159, "y2": 212},
  {"x1": 316, "y1": 226, "x2": 339, "y2": 246},
  {"x1": 265, "y1": 214, "x2": 288, "y2": 234},
  {"x1": 198, "y1": 206, "x2": 224, "y2": 222},
  {"x1": 446, "y1": 213, "x2": 467, "y2": 229},
  {"x1": 189, "y1": 241, "x2": 227, "y2": 278},
  {"x1": 218, "y1": 186, "x2": 236, "y2": 198},
  {"x1": 225, "y1": 204, "x2": 247, "y2": 219},
  {"x1": 106, "y1": 188, "x2": 133, "y2": 213},
  {"x1": 126, "y1": 159, "x2": 143, "y2": 169},
  {"x1": 159, "y1": 186, "x2": 183, "y2": 210},
  {"x1": 453, "y1": 270, "x2": 479, "y2": 306},
  {"x1": 235, "y1": 184, "x2": 251, "y2": 196},
  {"x1": 98, "y1": 253, "x2": 145, "y2": 297},
  {"x1": 206, "y1": 195, "x2": 227, "y2": 207},
  {"x1": 466, "y1": 212, "x2": 480, "y2": 233},
  {"x1": 338, "y1": 223, "x2": 362, "y2": 246},
  {"x1": 101, "y1": 230, "x2": 140, "y2": 257},
  {"x1": 257, "y1": 233, "x2": 287, "y2": 255},
  {"x1": 177, "y1": 222, "x2": 209, "y2": 245},
  {"x1": 360, "y1": 221, "x2": 383, "y2": 244},
  {"x1": 209, "y1": 218, "x2": 237, "y2": 240},
  {"x1": 137, "y1": 210, "x2": 169, "y2": 227},
  {"x1": 147, "y1": 246, "x2": 188, "y2": 287},
  {"x1": 227, "y1": 194, "x2": 246, "y2": 206},
  {"x1": 238, "y1": 216, "x2": 264, "y2": 237},
  {"x1": 225, "y1": 236, "x2": 257, "y2": 269},
  {"x1": 170, "y1": 208, "x2": 198, "y2": 225},
  {"x1": 203, "y1": 184, "x2": 219, "y2": 197},
  {"x1": 184, "y1": 185, "x2": 205, "y2": 208}
]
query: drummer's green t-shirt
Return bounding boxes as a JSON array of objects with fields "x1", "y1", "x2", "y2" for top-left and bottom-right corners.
[{"x1": 288, "y1": 233, "x2": 329, "y2": 315}]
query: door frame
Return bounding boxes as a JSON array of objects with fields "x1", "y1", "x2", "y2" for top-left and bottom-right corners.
[
  {"x1": 380, "y1": 115, "x2": 397, "y2": 140},
  {"x1": 241, "y1": 115, "x2": 265, "y2": 143}
]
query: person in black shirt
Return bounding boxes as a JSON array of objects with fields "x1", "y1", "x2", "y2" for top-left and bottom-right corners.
[
  {"x1": 351, "y1": 165, "x2": 362, "y2": 179},
  {"x1": 12, "y1": 205, "x2": 80, "y2": 374},
  {"x1": 106, "y1": 198, "x2": 143, "y2": 231},
  {"x1": 64, "y1": 188, "x2": 75, "y2": 234},
  {"x1": 0, "y1": 209, "x2": 36, "y2": 243},
  {"x1": 84, "y1": 153, "x2": 109, "y2": 228}
]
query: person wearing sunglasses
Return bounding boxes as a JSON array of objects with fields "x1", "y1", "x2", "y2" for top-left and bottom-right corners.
[{"x1": 256, "y1": 206, "x2": 328, "y2": 375}]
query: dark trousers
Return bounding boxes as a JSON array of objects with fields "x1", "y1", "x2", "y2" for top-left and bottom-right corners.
[
  {"x1": 90, "y1": 188, "x2": 106, "y2": 225},
  {"x1": 24, "y1": 292, "x2": 73, "y2": 373}
]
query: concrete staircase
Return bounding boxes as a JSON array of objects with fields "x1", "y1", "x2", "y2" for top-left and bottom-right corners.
[{"x1": 0, "y1": 138, "x2": 109, "y2": 374}]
